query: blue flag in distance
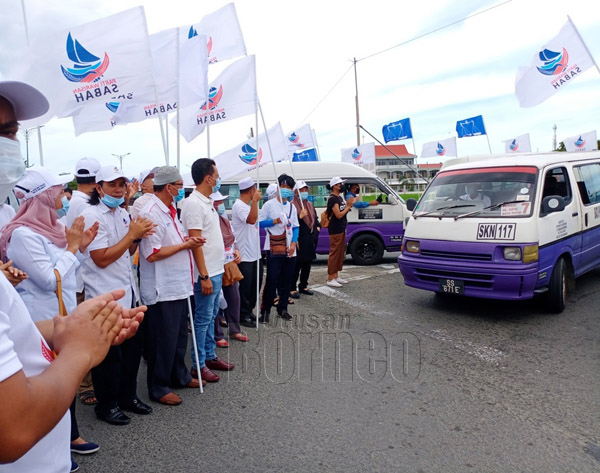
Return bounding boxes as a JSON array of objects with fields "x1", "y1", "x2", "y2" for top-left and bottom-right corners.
[
  {"x1": 292, "y1": 148, "x2": 318, "y2": 162},
  {"x1": 382, "y1": 118, "x2": 412, "y2": 143},
  {"x1": 456, "y1": 115, "x2": 486, "y2": 138}
]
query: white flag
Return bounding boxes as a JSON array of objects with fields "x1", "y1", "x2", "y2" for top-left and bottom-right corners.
[
  {"x1": 72, "y1": 29, "x2": 208, "y2": 135},
  {"x1": 420, "y1": 137, "x2": 457, "y2": 158},
  {"x1": 341, "y1": 142, "x2": 376, "y2": 166},
  {"x1": 564, "y1": 130, "x2": 598, "y2": 152},
  {"x1": 515, "y1": 19, "x2": 595, "y2": 108},
  {"x1": 17, "y1": 7, "x2": 155, "y2": 120},
  {"x1": 503, "y1": 133, "x2": 532, "y2": 153},
  {"x1": 213, "y1": 123, "x2": 288, "y2": 180},
  {"x1": 286, "y1": 124, "x2": 316, "y2": 156},
  {"x1": 182, "y1": 3, "x2": 246, "y2": 64},
  {"x1": 175, "y1": 55, "x2": 257, "y2": 143}
]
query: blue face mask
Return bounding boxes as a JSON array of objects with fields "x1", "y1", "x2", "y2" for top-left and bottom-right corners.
[
  {"x1": 173, "y1": 188, "x2": 185, "y2": 202},
  {"x1": 217, "y1": 203, "x2": 226, "y2": 216},
  {"x1": 280, "y1": 188, "x2": 293, "y2": 201},
  {"x1": 212, "y1": 177, "x2": 221, "y2": 194},
  {"x1": 57, "y1": 195, "x2": 70, "y2": 218},
  {"x1": 102, "y1": 194, "x2": 125, "y2": 208},
  {"x1": 300, "y1": 191, "x2": 309, "y2": 201}
]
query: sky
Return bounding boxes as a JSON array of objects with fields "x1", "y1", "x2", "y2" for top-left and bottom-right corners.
[{"x1": 1, "y1": 0, "x2": 599, "y2": 177}]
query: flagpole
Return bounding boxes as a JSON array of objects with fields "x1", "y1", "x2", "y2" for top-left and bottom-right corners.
[
  {"x1": 187, "y1": 296, "x2": 204, "y2": 394},
  {"x1": 258, "y1": 101, "x2": 283, "y2": 203},
  {"x1": 37, "y1": 126, "x2": 44, "y2": 166},
  {"x1": 568, "y1": 15, "x2": 600, "y2": 75},
  {"x1": 255, "y1": 109, "x2": 260, "y2": 332},
  {"x1": 176, "y1": 28, "x2": 181, "y2": 170},
  {"x1": 481, "y1": 116, "x2": 492, "y2": 154},
  {"x1": 165, "y1": 114, "x2": 170, "y2": 160}
]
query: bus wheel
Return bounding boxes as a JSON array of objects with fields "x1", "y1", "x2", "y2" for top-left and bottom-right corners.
[
  {"x1": 545, "y1": 257, "x2": 569, "y2": 313},
  {"x1": 350, "y1": 234, "x2": 384, "y2": 266}
]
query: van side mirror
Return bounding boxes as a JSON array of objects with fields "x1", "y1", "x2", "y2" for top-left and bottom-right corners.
[
  {"x1": 406, "y1": 198, "x2": 417, "y2": 212},
  {"x1": 541, "y1": 195, "x2": 565, "y2": 215}
]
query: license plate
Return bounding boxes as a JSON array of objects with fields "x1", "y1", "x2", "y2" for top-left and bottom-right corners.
[{"x1": 438, "y1": 278, "x2": 464, "y2": 295}]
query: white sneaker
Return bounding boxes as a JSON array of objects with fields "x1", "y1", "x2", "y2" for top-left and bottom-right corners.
[
  {"x1": 327, "y1": 279, "x2": 343, "y2": 288},
  {"x1": 336, "y1": 278, "x2": 349, "y2": 284}
]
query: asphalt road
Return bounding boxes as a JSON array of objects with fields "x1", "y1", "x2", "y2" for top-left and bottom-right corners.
[{"x1": 75, "y1": 253, "x2": 600, "y2": 472}]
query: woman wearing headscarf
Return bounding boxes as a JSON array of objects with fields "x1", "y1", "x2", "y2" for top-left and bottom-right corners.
[
  {"x1": 0, "y1": 166, "x2": 101, "y2": 465},
  {"x1": 290, "y1": 180, "x2": 319, "y2": 297}
]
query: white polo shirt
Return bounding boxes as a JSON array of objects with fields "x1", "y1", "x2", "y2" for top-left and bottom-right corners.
[
  {"x1": 138, "y1": 195, "x2": 193, "y2": 305},
  {"x1": 231, "y1": 199, "x2": 260, "y2": 262},
  {"x1": 130, "y1": 193, "x2": 154, "y2": 219},
  {"x1": 181, "y1": 190, "x2": 224, "y2": 279},
  {"x1": 259, "y1": 198, "x2": 299, "y2": 257},
  {"x1": 0, "y1": 276, "x2": 70, "y2": 473},
  {"x1": 0, "y1": 204, "x2": 15, "y2": 231},
  {"x1": 81, "y1": 202, "x2": 139, "y2": 307},
  {"x1": 65, "y1": 190, "x2": 92, "y2": 292},
  {"x1": 7, "y1": 226, "x2": 82, "y2": 320}
]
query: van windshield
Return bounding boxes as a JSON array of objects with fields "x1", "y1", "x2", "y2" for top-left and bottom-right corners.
[{"x1": 414, "y1": 166, "x2": 538, "y2": 218}]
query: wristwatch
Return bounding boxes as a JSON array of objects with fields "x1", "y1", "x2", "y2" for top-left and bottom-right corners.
[{"x1": 198, "y1": 274, "x2": 209, "y2": 281}]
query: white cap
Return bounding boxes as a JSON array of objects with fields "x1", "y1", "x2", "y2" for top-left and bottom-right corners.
[
  {"x1": 139, "y1": 168, "x2": 155, "y2": 184},
  {"x1": 266, "y1": 183, "x2": 278, "y2": 197},
  {"x1": 74, "y1": 157, "x2": 101, "y2": 178},
  {"x1": 210, "y1": 191, "x2": 228, "y2": 201},
  {"x1": 0, "y1": 80, "x2": 49, "y2": 120},
  {"x1": 238, "y1": 177, "x2": 255, "y2": 191},
  {"x1": 294, "y1": 180, "x2": 308, "y2": 190},
  {"x1": 96, "y1": 166, "x2": 128, "y2": 183},
  {"x1": 329, "y1": 176, "x2": 345, "y2": 187},
  {"x1": 14, "y1": 166, "x2": 72, "y2": 201}
]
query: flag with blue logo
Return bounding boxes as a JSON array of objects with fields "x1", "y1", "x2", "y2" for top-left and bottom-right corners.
[
  {"x1": 341, "y1": 142, "x2": 376, "y2": 166},
  {"x1": 420, "y1": 137, "x2": 457, "y2": 158},
  {"x1": 286, "y1": 124, "x2": 316, "y2": 157},
  {"x1": 292, "y1": 148, "x2": 319, "y2": 162},
  {"x1": 456, "y1": 115, "x2": 486, "y2": 138},
  {"x1": 515, "y1": 19, "x2": 595, "y2": 108},
  {"x1": 564, "y1": 130, "x2": 597, "y2": 152},
  {"x1": 502, "y1": 133, "x2": 532, "y2": 153},
  {"x1": 382, "y1": 118, "x2": 412, "y2": 143}
]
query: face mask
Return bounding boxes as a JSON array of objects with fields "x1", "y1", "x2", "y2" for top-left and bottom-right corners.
[
  {"x1": 101, "y1": 193, "x2": 125, "y2": 208},
  {"x1": 217, "y1": 203, "x2": 226, "y2": 216},
  {"x1": 345, "y1": 191, "x2": 357, "y2": 199},
  {"x1": 57, "y1": 195, "x2": 70, "y2": 218},
  {"x1": 280, "y1": 188, "x2": 293, "y2": 201},
  {"x1": 0, "y1": 137, "x2": 26, "y2": 204},
  {"x1": 300, "y1": 191, "x2": 309, "y2": 201},
  {"x1": 211, "y1": 176, "x2": 221, "y2": 194},
  {"x1": 173, "y1": 187, "x2": 185, "y2": 202}
]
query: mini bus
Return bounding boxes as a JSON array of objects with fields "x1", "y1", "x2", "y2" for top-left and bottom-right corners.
[
  {"x1": 217, "y1": 162, "x2": 412, "y2": 265},
  {"x1": 398, "y1": 151, "x2": 600, "y2": 312}
]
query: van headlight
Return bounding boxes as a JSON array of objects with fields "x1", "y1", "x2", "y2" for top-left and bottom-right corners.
[
  {"x1": 522, "y1": 244, "x2": 539, "y2": 263},
  {"x1": 503, "y1": 247, "x2": 522, "y2": 261},
  {"x1": 405, "y1": 240, "x2": 420, "y2": 253}
]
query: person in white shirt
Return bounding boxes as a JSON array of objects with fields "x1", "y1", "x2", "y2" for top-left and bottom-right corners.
[
  {"x1": 181, "y1": 158, "x2": 234, "y2": 384},
  {"x1": 81, "y1": 166, "x2": 156, "y2": 425},
  {"x1": 258, "y1": 174, "x2": 300, "y2": 323},
  {"x1": 231, "y1": 177, "x2": 263, "y2": 327},
  {"x1": 0, "y1": 202, "x2": 15, "y2": 231},
  {"x1": 130, "y1": 168, "x2": 157, "y2": 219},
  {"x1": 0, "y1": 78, "x2": 145, "y2": 472},
  {"x1": 460, "y1": 183, "x2": 491, "y2": 207},
  {"x1": 138, "y1": 166, "x2": 205, "y2": 405}
]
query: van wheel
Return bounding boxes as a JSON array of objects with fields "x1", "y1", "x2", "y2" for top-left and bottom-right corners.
[
  {"x1": 350, "y1": 234, "x2": 384, "y2": 265},
  {"x1": 545, "y1": 258, "x2": 569, "y2": 313}
]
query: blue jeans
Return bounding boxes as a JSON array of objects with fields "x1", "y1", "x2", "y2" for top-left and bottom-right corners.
[{"x1": 191, "y1": 273, "x2": 223, "y2": 369}]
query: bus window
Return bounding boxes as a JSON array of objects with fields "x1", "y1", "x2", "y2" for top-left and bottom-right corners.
[{"x1": 573, "y1": 163, "x2": 600, "y2": 205}]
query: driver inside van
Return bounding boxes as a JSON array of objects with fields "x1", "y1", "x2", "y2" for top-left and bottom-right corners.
[
  {"x1": 345, "y1": 183, "x2": 380, "y2": 209},
  {"x1": 460, "y1": 183, "x2": 491, "y2": 207}
]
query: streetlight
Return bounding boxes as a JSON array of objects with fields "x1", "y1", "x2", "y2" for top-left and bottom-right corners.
[{"x1": 112, "y1": 152, "x2": 131, "y2": 170}]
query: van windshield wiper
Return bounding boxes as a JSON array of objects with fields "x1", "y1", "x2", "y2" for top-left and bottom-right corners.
[
  {"x1": 454, "y1": 200, "x2": 524, "y2": 220},
  {"x1": 413, "y1": 204, "x2": 475, "y2": 219}
]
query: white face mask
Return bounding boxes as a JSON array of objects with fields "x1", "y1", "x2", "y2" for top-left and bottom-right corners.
[{"x1": 0, "y1": 137, "x2": 25, "y2": 204}]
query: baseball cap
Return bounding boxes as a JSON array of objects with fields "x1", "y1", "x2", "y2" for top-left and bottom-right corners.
[
  {"x1": 266, "y1": 183, "x2": 278, "y2": 197},
  {"x1": 238, "y1": 177, "x2": 255, "y2": 191},
  {"x1": 294, "y1": 180, "x2": 308, "y2": 190},
  {"x1": 0, "y1": 80, "x2": 49, "y2": 121},
  {"x1": 74, "y1": 157, "x2": 101, "y2": 178},
  {"x1": 329, "y1": 177, "x2": 345, "y2": 187},
  {"x1": 210, "y1": 191, "x2": 229, "y2": 202},
  {"x1": 139, "y1": 168, "x2": 156, "y2": 184},
  {"x1": 14, "y1": 166, "x2": 72, "y2": 201},
  {"x1": 96, "y1": 166, "x2": 128, "y2": 183},
  {"x1": 154, "y1": 166, "x2": 182, "y2": 186}
]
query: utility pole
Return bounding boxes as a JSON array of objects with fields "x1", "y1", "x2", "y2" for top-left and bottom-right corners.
[
  {"x1": 112, "y1": 152, "x2": 131, "y2": 170},
  {"x1": 353, "y1": 57, "x2": 360, "y2": 147},
  {"x1": 552, "y1": 124, "x2": 557, "y2": 151}
]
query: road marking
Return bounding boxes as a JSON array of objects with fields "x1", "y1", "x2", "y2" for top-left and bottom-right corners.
[
  {"x1": 312, "y1": 285, "x2": 399, "y2": 319},
  {"x1": 378, "y1": 264, "x2": 396, "y2": 269},
  {"x1": 427, "y1": 329, "x2": 506, "y2": 365}
]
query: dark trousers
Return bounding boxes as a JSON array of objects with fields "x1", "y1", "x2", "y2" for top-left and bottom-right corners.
[
  {"x1": 238, "y1": 259, "x2": 264, "y2": 320},
  {"x1": 145, "y1": 299, "x2": 192, "y2": 400},
  {"x1": 262, "y1": 253, "x2": 296, "y2": 314},
  {"x1": 70, "y1": 397, "x2": 79, "y2": 442},
  {"x1": 92, "y1": 321, "x2": 144, "y2": 413},
  {"x1": 293, "y1": 259, "x2": 312, "y2": 292},
  {"x1": 215, "y1": 282, "x2": 242, "y2": 340}
]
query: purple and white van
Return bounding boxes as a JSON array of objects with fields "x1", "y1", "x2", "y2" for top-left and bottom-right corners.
[{"x1": 398, "y1": 151, "x2": 600, "y2": 312}]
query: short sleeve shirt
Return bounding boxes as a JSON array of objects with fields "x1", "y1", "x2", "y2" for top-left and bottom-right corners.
[
  {"x1": 259, "y1": 199, "x2": 299, "y2": 257},
  {"x1": 327, "y1": 194, "x2": 348, "y2": 235},
  {"x1": 231, "y1": 199, "x2": 259, "y2": 262}
]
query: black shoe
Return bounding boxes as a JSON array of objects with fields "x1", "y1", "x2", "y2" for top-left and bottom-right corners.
[
  {"x1": 240, "y1": 317, "x2": 255, "y2": 327},
  {"x1": 249, "y1": 314, "x2": 257, "y2": 322},
  {"x1": 95, "y1": 407, "x2": 131, "y2": 425},
  {"x1": 278, "y1": 310, "x2": 293, "y2": 321},
  {"x1": 289, "y1": 291, "x2": 300, "y2": 299},
  {"x1": 258, "y1": 311, "x2": 269, "y2": 324},
  {"x1": 300, "y1": 289, "x2": 314, "y2": 296},
  {"x1": 119, "y1": 398, "x2": 153, "y2": 415}
]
